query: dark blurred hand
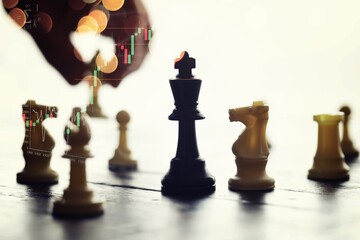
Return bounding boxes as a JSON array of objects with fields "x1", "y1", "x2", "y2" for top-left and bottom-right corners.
[{"x1": 3, "y1": 0, "x2": 151, "y2": 87}]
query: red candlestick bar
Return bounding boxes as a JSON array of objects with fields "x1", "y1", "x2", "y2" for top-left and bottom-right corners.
[
  {"x1": 124, "y1": 49, "x2": 128, "y2": 64},
  {"x1": 145, "y1": 29, "x2": 148, "y2": 40}
]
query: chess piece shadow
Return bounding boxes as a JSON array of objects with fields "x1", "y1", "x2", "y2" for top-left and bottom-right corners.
[
  {"x1": 109, "y1": 111, "x2": 137, "y2": 171},
  {"x1": 161, "y1": 51, "x2": 215, "y2": 196},
  {"x1": 308, "y1": 114, "x2": 349, "y2": 181},
  {"x1": 53, "y1": 108, "x2": 103, "y2": 218},
  {"x1": 26, "y1": 185, "x2": 52, "y2": 214},
  {"x1": 238, "y1": 191, "x2": 268, "y2": 204},
  {"x1": 238, "y1": 191, "x2": 269, "y2": 214},
  {"x1": 339, "y1": 106, "x2": 359, "y2": 161},
  {"x1": 17, "y1": 100, "x2": 58, "y2": 185},
  {"x1": 228, "y1": 101, "x2": 275, "y2": 191},
  {"x1": 315, "y1": 181, "x2": 342, "y2": 195}
]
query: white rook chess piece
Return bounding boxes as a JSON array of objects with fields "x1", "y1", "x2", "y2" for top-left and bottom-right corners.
[
  {"x1": 308, "y1": 114, "x2": 350, "y2": 180},
  {"x1": 228, "y1": 101, "x2": 275, "y2": 191},
  {"x1": 109, "y1": 110, "x2": 137, "y2": 171},
  {"x1": 53, "y1": 108, "x2": 103, "y2": 217}
]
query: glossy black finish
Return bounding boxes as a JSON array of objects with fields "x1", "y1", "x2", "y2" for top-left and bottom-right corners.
[{"x1": 162, "y1": 78, "x2": 215, "y2": 196}]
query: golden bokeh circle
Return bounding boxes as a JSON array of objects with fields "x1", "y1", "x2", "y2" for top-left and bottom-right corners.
[
  {"x1": 9, "y1": 8, "x2": 26, "y2": 28},
  {"x1": 102, "y1": 0, "x2": 125, "y2": 11},
  {"x1": 96, "y1": 52, "x2": 118, "y2": 74},
  {"x1": 89, "y1": 10, "x2": 108, "y2": 33},
  {"x1": 77, "y1": 16, "x2": 99, "y2": 33},
  {"x1": 3, "y1": 0, "x2": 19, "y2": 9}
]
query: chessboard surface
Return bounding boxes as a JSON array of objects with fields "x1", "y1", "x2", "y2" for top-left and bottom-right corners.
[{"x1": 1, "y1": 117, "x2": 360, "y2": 240}]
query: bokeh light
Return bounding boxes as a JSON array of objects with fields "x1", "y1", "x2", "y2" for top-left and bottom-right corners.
[
  {"x1": 82, "y1": 75, "x2": 102, "y2": 97},
  {"x1": 82, "y1": 0, "x2": 97, "y2": 4},
  {"x1": 89, "y1": 10, "x2": 108, "y2": 33},
  {"x1": 2, "y1": 0, "x2": 18, "y2": 9},
  {"x1": 9, "y1": 8, "x2": 25, "y2": 28},
  {"x1": 35, "y1": 12, "x2": 53, "y2": 33},
  {"x1": 67, "y1": 0, "x2": 86, "y2": 10},
  {"x1": 102, "y1": 0, "x2": 125, "y2": 11},
  {"x1": 82, "y1": 75, "x2": 102, "y2": 87},
  {"x1": 77, "y1": 16, "x2": 99, "y2": 34},
  {"x1": 96, "y1": 52, "x2": 118, "y2": 74}
]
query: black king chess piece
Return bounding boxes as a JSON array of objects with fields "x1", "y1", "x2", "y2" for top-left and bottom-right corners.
[{"x1": 161, "y1": 51, "x2": 216, "y2": 196}]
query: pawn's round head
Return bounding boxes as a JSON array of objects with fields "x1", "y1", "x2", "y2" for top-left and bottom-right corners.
[
  {"x1": 340, "y1": 106, "x2": 351, "y2": 117},
  {"x1": 116, "y1": 111, "x2": 130, "y2": 125}
]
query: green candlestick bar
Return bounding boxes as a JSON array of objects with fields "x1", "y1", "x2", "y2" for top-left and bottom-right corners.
[
  {"x1": 138, "y1": 27, "x2": 141, "y2": 33},
  {"x1": 128, "y1": 54, "x2": 131, "y2": 64},
  {"x1": 76, "y1": 112, "x2": 80, "y2": 127},
  {"x1": 148, "y1": 29, "x2": 152, "y2": 40},
  {"x1": 131, "y1": 35, "x2": 135, "y2": 55},
  {"x1": 90, "y1": 86, "x2": 93, "y2": 105}
]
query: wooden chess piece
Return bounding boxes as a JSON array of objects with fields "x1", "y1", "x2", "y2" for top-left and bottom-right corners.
[
  {"x1": 339, "y1": 106, "x2": 359, "y2": 159},
  {"x1": 308, "y1": 114, "x2": 349, "y2": 181},
  {"x1": 53, "y1": 108, "x2": 103, "y2": 217},
  {"x1": 17, "y1": 100, "x2": 58, "y2": 184},
  {"x1": 109, "y1": 110, "x2": 137, "y2": 171},
  {"x1": 85, "y1": 76, "x2": 106, "y2": 118},
  {"x1": 161, "y1": 51, "x2": 216, "y2": 196},
  {"x1": 228, "y1": 101, "x2": 275, "y2": 191}
]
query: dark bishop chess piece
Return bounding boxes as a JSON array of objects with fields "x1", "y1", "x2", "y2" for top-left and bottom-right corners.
[
  {"x1": 161, "y1": 51, "x2": 216, "y2": 196},
  {"x1": 17, "y1": 100, "x2": 58, "y2": 184},
  {"x1": 339, "y1": 106, "x2": 359, "y2": 159},
  {"x1": 53, "y1": 108, "x2": 103, "y2": 218}
]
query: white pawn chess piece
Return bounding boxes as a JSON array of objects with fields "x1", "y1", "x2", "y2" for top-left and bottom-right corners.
[
  {"x1": 339, "y1": 106, "x2": 359, "y2": 159},
  {"x1": 53, "y1": 108, "x2": 103, "y2": 217},
  {"x1": 109, "y1": 111, "x2": 137, "y2": 171},
  {"x1": 308, "y1": 114, "x2": 349, "y2": 180},
  {"x1": 228, "y1": 101, "x2": 275, "y2": 191}
]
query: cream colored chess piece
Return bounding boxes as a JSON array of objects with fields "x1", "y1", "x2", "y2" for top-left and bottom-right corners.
[
  {"x1": 308, "y1": 114, "x2": 350, "y2": 180},
  {"x1": 53, "y1": 108, "x2": 103, "y2": 217},
  {"x1": 109, "y1": 111, "x2": 137, "y2": 171},
  {"x1": 17, "y1": 100, "x2": 58, "y2": 184},
  {"x1": 339, "y1": 106, "x2": 359, "y2": 159},
  {"x1": 228, "y1": 101, "x2": 275, "y2": 191}
]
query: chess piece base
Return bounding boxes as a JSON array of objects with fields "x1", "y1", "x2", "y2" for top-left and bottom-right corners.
[
  {"x1": 308, "y1": 168, "x2": 349, "y2": 180},
  {"x1": 53, "y1": 188, "x2": 103, "y2": 218},
  {"x1": 86, "y1": 104, "x2": 106, "y2": 118},
  {"x1": 53, "y1": 200, "x2": 103, "y2": 218},
  {"x1": 161, "y1": 158, "x2": 216, "y2": 196},
  {"x1": 228, "y1": 176, "x2": 274, "y2": 191},
  {"x1": 109, "y1": 150, "x2": 137, "y2": 171},
  {"x1": 17, "y1": 170, "x2": 58, "y2": 184},
  {"x1": 342, "y1": 145, "x2": 359, "y2": 159},
  {"x1": 308, "y1": 157, "x2": 350, "y2": 180},
  {"x1": 229, "y1": 158, "x2": 274, "y2": 191}
]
